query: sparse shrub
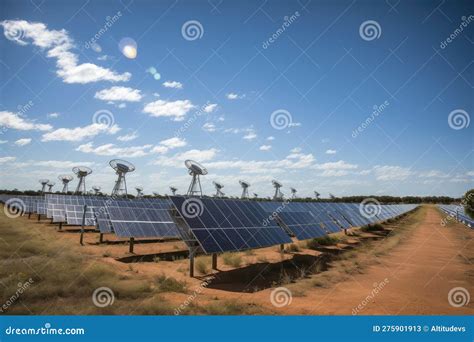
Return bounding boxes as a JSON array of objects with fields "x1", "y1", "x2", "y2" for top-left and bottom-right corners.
[
  {"x1": 222, "y1": 253, "x2": 242, "y2": 267},
  {"x1": 286, "y1": 243, "x2": 300, "y2": 252},
  {"x1": 195, "y1": 259, "x2": 209, "y2": 274},
  {"x1": 361, "y1": 223, "x2": 384, "y2": 232},
  {"x1": 307, "y1": 236, "x2": 339, "y2": 249},
  {"x1": 244, "y1": 249, "x2": 255, "y2": 256},
  {"x1": 154, "y1": 274, "x2": 187, "y2": 293}
]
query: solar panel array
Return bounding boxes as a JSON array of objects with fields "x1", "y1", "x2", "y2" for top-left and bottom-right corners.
[
  {"x1": 438, "y1": 204, "x2": 473, "y2": 228},
  {"x1": 1, "y1": 193, "x2": 418, "y2": 254},
  {"x1": 170, "y1": 197, "x2": 292, "y2": 253},
  {"x1": 171, "y1": 196, "x2": 418, "y2": 254}
]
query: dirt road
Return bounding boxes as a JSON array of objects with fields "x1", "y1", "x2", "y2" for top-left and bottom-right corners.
[{"x1": 261, "y1": 206, "x2": 473, "y2": 315}]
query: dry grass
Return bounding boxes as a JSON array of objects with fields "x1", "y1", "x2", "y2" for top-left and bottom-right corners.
[{"x1": 222, "y1": 252, "x2": 242, "y2": 267}]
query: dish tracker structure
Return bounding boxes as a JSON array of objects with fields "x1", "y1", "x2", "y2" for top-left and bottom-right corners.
[
  {"x1": 213, "y1": 181, "x2": 225, "y2": 198},
  {"x1": 291, "y1": 187, "x2": 297, "y2": 199},
  {"x1": 272, "y1": 180, "x2": 284, "y2": 201},
  {"x1": 110, "y1": 159, "x2": 135, "y2": 196},
  {"x1": 185, "y1": 160, "x2": 208, "y2": 197},
  {"x1": 39, "y1": 179, "x2": 49, "y2": 193},
  {"x1": 73, "y1": 166, "x2": 92, "y2": 195},
  {"x1": 47, "y1": 182, "x2": 55, "y2": 192},
  {"x1": 58, "y1": 175, "x2": 73, "y2": 193},
  {"x1": 170, "y1": 186, "x2": 178, "y2": 196},
  {"x1": 239, "y1": 180, "x2": 250, "y2": 199}
]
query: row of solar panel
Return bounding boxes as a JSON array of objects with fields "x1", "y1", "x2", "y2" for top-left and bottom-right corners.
[
  {"x1": 169, "y1": 196, "x2": 418, "y2": 254},
  {"x1": 438, "y1": 204, "x2": 473, "y2": 228},
  {"x1": 1, "y1": 194, "x2": 418, "y2": 254}
]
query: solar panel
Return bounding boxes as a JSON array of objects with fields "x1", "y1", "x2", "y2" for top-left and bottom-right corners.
[
  {"x1": 170, "y1": 196, "x2": 292, "y2": 254},
  {"x1": 65, "y1": 204, "x2": 96, "y2": 226},
  {"x1": 106, "y1": 206, "x2": 179, "y2": 238},
  {"x1": 275, "y1": 211, "x2": 328, "y2": 240}
]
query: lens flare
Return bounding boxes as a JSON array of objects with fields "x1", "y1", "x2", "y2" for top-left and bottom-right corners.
[{"x1": 119, "y1": 37, "x2": 137, "y2": 59}]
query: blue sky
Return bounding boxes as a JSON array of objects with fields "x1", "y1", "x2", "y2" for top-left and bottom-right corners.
[{"x1": 0, "y1": 0, "x2": 472, "y2": 197}]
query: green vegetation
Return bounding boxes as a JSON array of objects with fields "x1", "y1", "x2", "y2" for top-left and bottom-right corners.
[
  {"x1": 222, "y1": 253, "x2": 242, "y2": 267},
  {"x1": 360, "y1": 223, "x2": 384, "y2": 232},
  {"x1": 285, "y1": 243, "x2": 301, "y2": 252},
  {"x1": 195, "y1": 258, "x2": 209, "y2": 275},
  {"x1": 307, "y1": 235, "x2": 340, "y2": 249},
  {"x1": 154, "y1": 274, "x2": 187, "y2": 293}
]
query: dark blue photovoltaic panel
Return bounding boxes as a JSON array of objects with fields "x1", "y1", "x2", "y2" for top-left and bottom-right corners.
[
  {"x1": 276, "y1": 211, "x2": 328, "y2": 240},
  {"x1": 170, "y1": 196, "x2": 292, "y2": 254},
  {"x1": 106, "y1": 206, "x2": 179, "y2": 238}
]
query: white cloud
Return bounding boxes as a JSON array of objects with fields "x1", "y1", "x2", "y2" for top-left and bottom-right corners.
[
  {"x1": 152, "y1": 148, "x2": 219, "y2": 167},
  {"x1": 0, "y1": 140, "x2": 7, "y2": 144},
  {"x1": 117, "y1": 103, "x2": 126, "y2": 109},
  {"x1": 163, "y1": 81, "x2": 183, "y2": 89},
  {"x1": 320, "y1": 170, "x2": 349, "y2": 177},
  {"x1": 151, "y1": 137, "x2": 187, "y2": 154},
  {"x1": 267, "y1": 136, "x2": 275, "y2": 141},
  {"x1": 313, "y1": 161, "x2": 358, "y2": 170},
  {"x1": 77, "y1": 137, "x2": 186, "y2": 157},
  {"x1": 14, "y1": 138, "x2": 32, "y2": 146},
  {"x1": 243, "y1": 131, "x2": 257, "y2": 140},
  {"x1": 202, "y1": 122, "x2": 216, "y2": 132},
  {"x1": 467, "y1": 171, "x2": 474, "y2": 177},
  {"x1": 47, "y1": 112, "x2": 60, "y2": 118},
  {"x1": 288, "y1": 122, "x2": 301, "y2": 127},
  {"x1": 117, "y1": 132, "x2": 138, "y2": 142},
  {"x1": 373, "y1": 165, "x2": 413, "y2": 181},
  {"x1": 204, "y1": 152, "x2": 315, "y2": 174},
  {"x1": 35, "y1": 160, "x2": 95, "y2": 168},
  {"x1": 0, "y1": 20, "x2": 131, "y2": 84},
  {"x1": 0, "y1": 111, "x2": 52, "y2": 131},
  {"x1": 94, "y1": 86, "x2": 142, "y2": 102},
  {"x1": 76, "y1": 142, "x2": 152, "y2": 157},
  {"x1": 290, "y1": 147, "x2": 302, "y2": 153},
  {"x1": 159, "y1": 137, "x2": 187, "y2": 148},
  {"x1": 326, "y1": 149, "x2": 337, "y2": 154},
  {"x1": 204, "y1": 103, "x2": 218, "y2": 113},
  {"x1": 418, "y1": 170, "x2": 449, "y2": 178},
  {"x1": 226, "y1": 92, "x2": 244, "y2": 100},
  {"x1": 41, "y1": 123, "x2": 120, "y2": 142},
  {"x1": 259, "y1": 145, "x2": 271, "y2": 151},
  {"x1": 0, "y1": 156, "x2": 16, "y2": 163},
  {"x1": 143, "y1": 99, "x2": 194, "y2": 121}
]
